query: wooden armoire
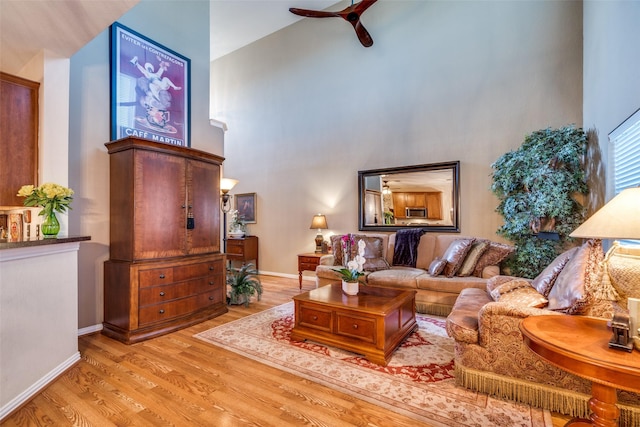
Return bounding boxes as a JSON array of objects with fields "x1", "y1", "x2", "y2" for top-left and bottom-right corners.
[{"x1": 103, "y1": 137, "x2": 227, "y2": 344}]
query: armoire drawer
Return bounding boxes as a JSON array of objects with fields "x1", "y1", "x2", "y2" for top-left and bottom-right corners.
[{"x1": 138, "y1": 291, "x2": 224, "y2": 326}]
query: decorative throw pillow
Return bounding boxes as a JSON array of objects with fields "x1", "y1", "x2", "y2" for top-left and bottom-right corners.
[
  {"x1": 354, "y1": 235, "x2": 390, "y2": 272},
  {"x1": 472, "y1": 242, "x2": 515, "y2": 277},
  {"x1": 428, "y1": 258, "x2": 447, "y2": 276},
  {"x1": 330, "y1": 234, "x2": 346, "y2": 266},
  {"x1": 441, "y1": 238, "x2": 476, "y2": 277},
  {"x1": 531, "y1": 247, "x2": 578, "y2": 297},
  {"x1": 456, "y1": 240, "x2": 490, "y2": 277},
  {"x1": 486, "y1": 275, "x2": 524, "y2": 296},
  {"x1": 490, "y1": 280, "x2": 548, "y2": 308},
  {"x1": 547, "y1": 239, "x2": 603, "y2": 314}
]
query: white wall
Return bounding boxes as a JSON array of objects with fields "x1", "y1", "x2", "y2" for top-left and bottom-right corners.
[
  {"x1": 583, "y1": 1, "x2": 640, "y2": 201},
  {"x1": 69, "y1": 0, "x2": 223, "y2": 329},
  {"x1": 211, "y1": 0, "x2": 583, "y2": 276}
]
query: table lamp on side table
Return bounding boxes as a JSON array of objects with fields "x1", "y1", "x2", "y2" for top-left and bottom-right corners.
[
  {"x1": 570, "y1": 186, "x2": 640, "y2": 351},
  {"x1": 310, "y1": 214, "x2": 328, "y2": 253}
]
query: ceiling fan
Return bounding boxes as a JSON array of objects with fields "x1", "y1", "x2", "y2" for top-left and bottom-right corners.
[{"x1": 289, "y1": 0, "x2": 378, "y2": 47}]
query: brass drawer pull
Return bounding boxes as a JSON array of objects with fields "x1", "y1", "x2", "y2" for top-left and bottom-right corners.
[
  {"x1": 209, "y1": 266, "x2": 214, "y2": 270},
  {"x1": 159, "y1": 291, "x2": 165, "y2": 296},
  {"x1": 353, "y1": 324, "x2": 358, "y2": 329},
  {"x1": 209, "y1": 296, "x2": 214, "y2": 300},
  {"x1": 312, "y1": 316, "x2": 318, "y2": 321},
  {"x1": 159, "y1": 309, "x2": 165, "y2": 314},
  {"x1": 209, "y1": 281, "x2": 214, "y2": 285},
  {"x1": 159, "y1": 274, "x2": 165, "y2": 279}
]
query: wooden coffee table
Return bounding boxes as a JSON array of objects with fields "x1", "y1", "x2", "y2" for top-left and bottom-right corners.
[{"x1": 291, "y1": 283, "x2": 417, "y2": 365}]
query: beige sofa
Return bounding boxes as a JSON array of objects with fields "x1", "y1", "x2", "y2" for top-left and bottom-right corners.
[
  {"x1": 315, "y1": 233, "x2": 508, "y2": 316},
  {"x1": 445, "y1": 239, "x2": 640, "y2": 424}
]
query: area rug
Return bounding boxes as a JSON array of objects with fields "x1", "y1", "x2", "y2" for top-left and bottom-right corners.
[{"x1": 195, "y1": 302, "x2": 552, "y2": 427}]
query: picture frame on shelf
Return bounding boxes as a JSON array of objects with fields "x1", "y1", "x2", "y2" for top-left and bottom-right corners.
[
  {"x1": 109, "y1": 22, "x2": 190, "y2": 147},
  {"x1": 235, "y1": 193, "x2": 257, "y2": 223}
]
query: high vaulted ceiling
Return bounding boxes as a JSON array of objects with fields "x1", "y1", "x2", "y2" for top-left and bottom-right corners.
[{"x1": 0, "y1": 0, "x2": 341, "y2": 75}]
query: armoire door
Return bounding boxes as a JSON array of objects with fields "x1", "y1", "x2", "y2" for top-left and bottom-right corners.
[{"x1": 186, "y1": 159, "x2": 220, "y2": 254}]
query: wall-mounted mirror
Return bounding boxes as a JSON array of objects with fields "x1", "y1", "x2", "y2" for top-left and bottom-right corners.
[{"x1": 358, "y1": 161, "x2": 460, "y2": 232}]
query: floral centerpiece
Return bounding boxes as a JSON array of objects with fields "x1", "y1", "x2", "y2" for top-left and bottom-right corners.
[
  {"x1": 228, "y1": 209, "x2": 246, "y2": 236},
  {"x1": 17, "y1": 183, "x2": 74, "y2": 237},
  {"x1": 336, "y1": 237, "x2": 366, "y2": 295}
]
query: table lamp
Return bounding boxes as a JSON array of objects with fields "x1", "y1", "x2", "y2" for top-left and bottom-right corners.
[
  {"x1": 310, "y1": 214, "x2": 328, "y2": 253},
  {"x1": 570, "y1": 186, "x2": 640, "y2": 351}
]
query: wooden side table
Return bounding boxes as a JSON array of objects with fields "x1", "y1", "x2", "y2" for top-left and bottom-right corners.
[
  {"x1": 297, "y1": 252, "x2": 325, "y2": 289},
  {"x1": 520, "y1": 315, "x2": 640, "y2": 427},
  {"x1": 226, "y1": 236, "x2": 259, "y2": 270}
]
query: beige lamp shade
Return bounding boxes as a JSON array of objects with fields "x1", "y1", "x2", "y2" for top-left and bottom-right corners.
[
  {"x1": 310, "y1": 214, "x2": 328, "y2": 230},
  {"x1": 570, "y1": 187, "x2": 640, "y2": 239},
  {"x1": 220, "y1": 178, "x2": 238, "y2": 193}
]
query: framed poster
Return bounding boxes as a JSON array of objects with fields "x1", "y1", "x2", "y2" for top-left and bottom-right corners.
[
  {"x1": 235, "y1": 193, "x2": 257, "y2": 224},
  {"x1": 110, "y1": 22, "x2": 190, "y2": 146}
]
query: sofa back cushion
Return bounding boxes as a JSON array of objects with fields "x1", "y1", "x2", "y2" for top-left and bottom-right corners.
[{"x1": 441, "y1": 238, "x2": 476, "y2": 277}]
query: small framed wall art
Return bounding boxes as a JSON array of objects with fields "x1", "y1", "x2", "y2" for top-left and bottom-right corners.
[
  {"x1": 110, "y1": 22, "x2": 190, "y2": 147},
  {"x1": 235, "y1": 193, "x2": 257, "y2": 224}
]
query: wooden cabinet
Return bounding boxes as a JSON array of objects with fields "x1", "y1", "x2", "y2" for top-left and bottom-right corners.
[
  {"x1": 0, "y1": 72, "x2": 39, "y2": 206},
  {"x1": 391, "y1": 191, "x2": 443, "y2": 220},
  {"x1": 103, "y1": 137, "x2": 227, "y2": 344},
  {"x1": 226, "y1": 236, "x2": 259, "y2": 269}
]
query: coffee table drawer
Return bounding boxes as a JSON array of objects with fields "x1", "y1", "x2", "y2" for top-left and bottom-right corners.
[
  {"x1": 298, "y1": 306, "x2": 332, "y2": 331},
  {"x1": 336, "y1": 314, "x2": 376, "y2": 343}
]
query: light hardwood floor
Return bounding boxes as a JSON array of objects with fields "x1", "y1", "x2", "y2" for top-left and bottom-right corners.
[{"x1": 2, "y1": 275, "x2": 570, "y2": 426}]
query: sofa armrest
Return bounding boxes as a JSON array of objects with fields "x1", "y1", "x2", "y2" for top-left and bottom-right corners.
[
  {"x1": 477, "y1": 302, "x2": 562, "y2": 348},
  {"x1": 319, "y1": 254, "x2": 335, "y2": 266}
]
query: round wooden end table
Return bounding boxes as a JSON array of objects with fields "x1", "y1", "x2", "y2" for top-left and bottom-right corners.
[{"x1": 520, "y1": 315, "x2": 640, "y2": 427}]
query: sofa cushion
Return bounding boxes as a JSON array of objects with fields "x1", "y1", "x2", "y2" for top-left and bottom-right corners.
[
  {"x1": 366, "y1": 267, "x2": 423, "y2": 289},
  {"x1": 489, "y1": 279, "x2": 548, "y2": 308},
  {"x1": 531, "y1": 247, "x2": 578, "y2": 297},
  {"x1": 547, "y1": 239, "x2": 603, "y2": 314},
  {"x1": 472, "y1": 242, "x2": 515, "y2": 277},
  {"x1": 457, "y1": 239, "x2": 491, "y2": 277},
  {"x1": 441, "y1": 238, "x2": 476, "y2": 277},
  {"x1": 428, "y1": 258, "x2": 447, "y2": 276},
  {"x1": 416, "y1": 274, "x2": 487, "y2": 293}
]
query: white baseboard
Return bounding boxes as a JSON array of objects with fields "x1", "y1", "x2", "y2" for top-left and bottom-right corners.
[
  {"x1": 0, "y1": 352, "x2": 81, "y2": 421},
  {"x1": 78, "y1": 323, "x2": 103, "y2": 336}
]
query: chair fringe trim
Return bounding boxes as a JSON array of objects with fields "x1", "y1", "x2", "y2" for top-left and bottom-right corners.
[
  {"x1": 455, "y1": 365, "x2": 639, "y2": 426},
  {"x1": 416, "y1": 302, "x2": 452, "y2": 317}
]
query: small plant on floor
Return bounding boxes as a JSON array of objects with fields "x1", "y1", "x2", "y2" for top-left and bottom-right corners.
[{"x1": 227, "y1": 263, "x2": 262, "y2": 307}]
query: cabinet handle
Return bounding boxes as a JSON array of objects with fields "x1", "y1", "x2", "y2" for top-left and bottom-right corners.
[
  {"x1": 209, "y1": 266, "x2": 214, "y2": 270},
  {"x1": 159, "y1": 309, "x2": 165, "y2": 314},
  {"x1": 353, "y1": 324, "x2": 358, "y2": 329},
  {"x1": 159, "y1": 274, "x2": 165, "y2": 279},
  {"x1": 182, "y1": 204, "x2": 186, "y2": 209},
  {"x1": 209, "y1": 281, "x2": 214, "y2": 285},
  {"x1": 159, "y1": 291, "x2": 165, "y2": 296},
  {"x1": 312, "y1": 316, "x2": 318, "y2": 321},
  {"x1": 209, "y1": 296, "x2": 214, "y2": 300}
]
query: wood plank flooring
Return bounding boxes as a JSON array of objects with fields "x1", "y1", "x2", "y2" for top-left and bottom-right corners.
[{"x1": 2, "y1": 275, "x2": 570, "y2": 426}]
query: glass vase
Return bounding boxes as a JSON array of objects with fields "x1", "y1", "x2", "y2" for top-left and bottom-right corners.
[{"x1": 41, "y1": 211, "x2": 60, "y2": 238}]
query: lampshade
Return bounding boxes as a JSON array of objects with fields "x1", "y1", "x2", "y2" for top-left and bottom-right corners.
[
  {"x1": 570, "y1": 187, "x2": 640, "y2": 239},
  {"x1": 310, "y1": 214, "x2": 328, "y2": 230},
  {"x1": 220, "y1": 178, "x2": 238, "y2": 193}
]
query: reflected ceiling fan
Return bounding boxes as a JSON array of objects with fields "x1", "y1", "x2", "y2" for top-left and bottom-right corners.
[{"x1": 289, "y1": 0, "x2": 378, "y2": 47}]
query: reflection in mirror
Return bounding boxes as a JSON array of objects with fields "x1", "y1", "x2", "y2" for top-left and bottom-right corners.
[{"x1": 358, "y1": 161, "x2": 460, "y2": 232}]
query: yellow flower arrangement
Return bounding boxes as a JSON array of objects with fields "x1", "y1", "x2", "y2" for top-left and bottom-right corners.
[{"x1": 17, "y1": 183, "x2": 74, "y2": 216}]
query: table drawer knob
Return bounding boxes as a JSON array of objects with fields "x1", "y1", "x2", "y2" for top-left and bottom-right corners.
[
  {"x1": 353, "y1": 324, "x2": 358, "y2": 329},
  {"x1": 313, "y1": 315, "x2": 318, "y2": 320},
  {"x1": 209, "y1": 296, "x2": 214, "y2": 300},
  {"x1": 159, "y1": 309, "x2": 165, "y2": 314},
  {"x1": 209, "y1": 281, "x2": 214, "y2": 285},
  {"x1": 209, "y1": 266, "x2": 214, "y2": 270},
  {"x1": 159, "y1": 291, "x2": 165, "y2": 296}
]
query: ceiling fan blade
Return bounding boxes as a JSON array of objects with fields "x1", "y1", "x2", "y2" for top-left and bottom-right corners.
[
  {"x1": 352, "y1": 20, "x2": 374, "y2": 47},
  {"x1": 289, "y1": 8, "x2": 338, "y2": 18}
]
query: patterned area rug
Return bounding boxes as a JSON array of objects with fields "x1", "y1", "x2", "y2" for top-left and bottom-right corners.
[{"x1": 195, "y1": 302, "x2": 551, "y2": 427}]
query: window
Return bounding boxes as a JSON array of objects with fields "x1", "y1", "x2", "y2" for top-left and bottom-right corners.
[{"x1": 610, "y1": 108, "x2": 640, "y2": 245}]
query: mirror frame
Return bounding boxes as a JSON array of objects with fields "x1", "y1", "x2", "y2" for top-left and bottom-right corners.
[{"x1": 358, "y1": 161, "x2": 460, "y2": 233}]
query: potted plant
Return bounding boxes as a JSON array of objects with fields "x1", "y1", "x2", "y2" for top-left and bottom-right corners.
[
  {"x1": 336, "y1": 238, "x2": 366, "y2": 295},
  {"x1": 491, "y1": 125, "x2": 588, "y2": 278},
  {"x1": 227, "y1": 263, "x2": 262, "y2": 307},
  {"x1": 228, "y1": 209, "x2": 246, "y2": 237}
]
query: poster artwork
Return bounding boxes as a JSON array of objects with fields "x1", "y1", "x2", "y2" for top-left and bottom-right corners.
[{"x1": 110, "y1": 23, "x2": 190, "y2": 146}]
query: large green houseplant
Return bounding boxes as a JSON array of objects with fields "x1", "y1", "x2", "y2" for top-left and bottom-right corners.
[
  {"x1": 491, "y1": 125, "x2": 588, "y2": 278},
  {"x1": 227, "y1": 263, "x2": 263, "y2": 307}
]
